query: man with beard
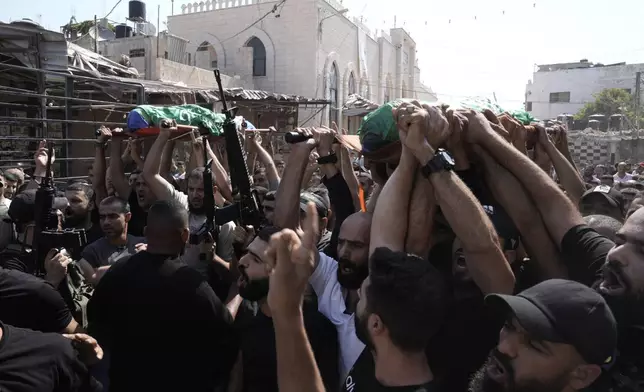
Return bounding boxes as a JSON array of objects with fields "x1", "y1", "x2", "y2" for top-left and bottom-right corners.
[
  {"x1": 78, "y1": 196, "x2": 145, "y2": 285},
  {"x1": 228, "y1": 226, "x2": 339, "y2": 392},
  {"x1": 460, "y1": 109, "x2": 644, "y2": 391},
  {"x1": 343, "y1": 247, "x2": 447, "y2": 392},
  {"x1": 470, "y1": 279, "x2": 617, "y2": 392},
  {"x1": 142, "y1": 125, "x2": 236, "y2": 271},
  {"x1": 64, "y1": 182, "x2": 103, "y2": 246},
  {"x1": 309, "y1": 211, "x2": 372, "y2": 379}
]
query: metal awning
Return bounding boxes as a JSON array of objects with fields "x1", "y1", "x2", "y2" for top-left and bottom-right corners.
[{"x1": 342, "y1": 94, "x2": 379, "y2": 117}]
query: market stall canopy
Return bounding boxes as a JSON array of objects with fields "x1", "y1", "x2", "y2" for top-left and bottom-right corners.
[{"x1": 342, "y1": 94, "x2": 380, "y2": 117}]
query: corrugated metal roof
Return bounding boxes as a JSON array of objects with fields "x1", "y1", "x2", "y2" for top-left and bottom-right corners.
[{"x1": 342, "y1": 93, "x2": 380, "y2": 116}]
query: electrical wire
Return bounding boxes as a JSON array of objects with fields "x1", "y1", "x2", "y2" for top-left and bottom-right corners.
[
  {"x1": 221, "y1": 0, "x2": 286, "y2": 43},
  {"x1": 105, "y1": 0, "x2": 123, "y2": 19}
]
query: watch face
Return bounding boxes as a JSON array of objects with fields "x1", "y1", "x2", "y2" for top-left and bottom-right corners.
[{"x1": 439, "y1": 151, "x2": 455, "y2": 166}]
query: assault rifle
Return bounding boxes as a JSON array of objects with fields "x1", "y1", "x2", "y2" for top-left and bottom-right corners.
[
  {"x1": 212, "y1": 69, "x2": 262, "y2": 229},
  {"x1": 189, "y1": 135, "x2": 217, "y2": 245},
  {"x1": 33, "y1": 143, "x2": 86, "y2": 276}
]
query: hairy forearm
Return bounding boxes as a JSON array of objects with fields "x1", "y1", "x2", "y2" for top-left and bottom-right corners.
[
  {"x1": 366, "y1": 184, "x2": 382, "y2": 214},
  {"x1": 477, "y1": 149, "x2": 567, "y2": 279},
  {"x1": 405, "y1": 173, "x2": 435, "y2": 258},
  {"x1": 207, "y1": 143, "x2": 233, "y2": 201},
  {"x1": 477, "y1": 129, "x2": 583, "y2": 243},
  {"x1": 273, "y1": 313, "x2": 325, "y2": 392},
  {"x1": 428, "y1": 170, "x2": 514, "y2": 294},
  {"x1": 254, "y1": 143, "x2": 281, "y2": 186},
  {"x1": 93, "y1": 145, "x2": 108, "y2": 203},
  {"x1": 160, "y1": 140, "x2": 175, "y2": 179},
  {"x1": 339, "y1": 147, "x2": 361, "y2": 211},
  {"x1": 143, "y1": 133, "x2": 169, "y2": 177},
  {"x1": 274, "y1": 148, "x2": 310, "y2": 229},
  {"x1": 543, "y1": 142, "x2": 585, "y2": 203},
  {"x1": 109, "y1": 140, "x2": 131, "y2": 198},
  {"x1": 370, "y1": 148, "x2": 417, "y2": 255}
]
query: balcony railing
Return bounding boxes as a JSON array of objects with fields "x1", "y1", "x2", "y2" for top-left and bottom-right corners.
[{"x1": 180, "y1": 0, "x2": 269, "y2": 13}]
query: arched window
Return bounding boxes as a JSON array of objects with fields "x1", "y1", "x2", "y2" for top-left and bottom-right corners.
[
  {"x1": 348, "y1": 72, "x2": 356, "y2": 96},
  {"x1": 195, "y1": 41, "x2": 218, "y2": 69},
  {"x1": 246, "y1": 37, "x2": 266, "y2": 77},
  {"x1": 329, "y1": 63, "x2": 339, "y2": 125}
]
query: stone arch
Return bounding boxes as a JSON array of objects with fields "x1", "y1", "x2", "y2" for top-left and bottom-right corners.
[
  {"x1": 189, "y1": 32, "x2": 226, "y2": 68},
  {"x1": 235, "y1": 27, "x2": 275, "y2": 87},
  {"x1": 245, "y1": 36, "x2": 266, "y2": 76},
  {"x1": 322, "y1": 51, "x2": 341, "y2": 126},
  {"x1": 343, "y1": 62, "x2": 359, "y2": 102},
  {"x1": 195, "y1": 40, "x2": 219, "y2": 69}
]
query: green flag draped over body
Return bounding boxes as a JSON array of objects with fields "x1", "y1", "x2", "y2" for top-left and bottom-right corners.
[{"x1": 127, "y1": 104, "x2": 226, "y2": 135}]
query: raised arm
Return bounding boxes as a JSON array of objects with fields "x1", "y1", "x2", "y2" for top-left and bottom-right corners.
[
  {"x1": 141, "y1": 124, "x2": 176, "y2": 201},
  {"x1": 273, "y1": 129, "x2": 316, "y2": 229},
  {"x1": 109, "y1": 130, "x2": 132, "y2": 199},
  {"x1": 474, "y1": 145, "x2": 567, "y2": 280},
  {"x1": 464, "y1": 110, "x2": 584, "y2": 246},
  {"x1": 249, "y1": 134, "x2": 280, "y2": 190},
  {"x1": 536, "y1": 125, "x2": 585, "y2": 203},
  {"x1": 93, "y1": 127, "x2": 110, "y2": 203}
]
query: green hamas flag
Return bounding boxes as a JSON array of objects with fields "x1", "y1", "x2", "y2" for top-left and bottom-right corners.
[{"x1": 128, "y1": 104, "x2": 226, "y2": 135}]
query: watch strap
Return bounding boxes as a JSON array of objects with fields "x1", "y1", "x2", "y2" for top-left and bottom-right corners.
[{"x1": 317, "y1": 153, "x2": 338, "y2": 165}]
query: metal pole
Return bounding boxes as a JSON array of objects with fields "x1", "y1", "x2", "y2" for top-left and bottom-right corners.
[
  {"x1": 0, "y1": 89, "x2": 138, "y2": 107},
  {"x1": 64, "y1": 76, "x2": 74, "y2": 177},
  {"x1": 636, "y1": 71, "x2": 641, "y2": 131},
  {"x1": 0, "y1": 116, "x2": 127, "y2": 127},
  {"x1": 94, "y1": 15, "x2": 98, "y2": 53}
]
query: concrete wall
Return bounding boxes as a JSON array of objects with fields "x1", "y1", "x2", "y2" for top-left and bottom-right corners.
[{"x1": 526, "y1": 63, "x2": 644, "y2": 120}]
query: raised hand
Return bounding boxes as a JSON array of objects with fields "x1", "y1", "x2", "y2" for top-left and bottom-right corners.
[
  {"x1": 96, "y1": 126, "x2": 112, "y2": 143},
  {"x1": 63, "y1": 333, "x2": 104, "y2": 366},
  {"x1": 34, "y1": 140, "x2": 54, "y2": 169},
  {"x1": 265, "y1": 202, "x2": 319, "y2": 316}
]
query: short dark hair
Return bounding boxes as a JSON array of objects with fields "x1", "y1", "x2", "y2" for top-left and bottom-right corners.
[
  {"x1": 307, "y1": 186, "x2": 330, "y2": 207},
  {"x1": 366, "y1": 247, "x2": 447, "y2": 352},
  {"x1": 147, "y1": 199, "x2": 189, "y2": 230},
  {"x1": 583, "y1": 214, "x2": 623, "y2": 240},
  {"x1": 66, "y1": 181, "x2": 95, "y2": 202},
  {"x1": 256, "y1": 225, "x2": 282, "y2": 242},
  {"x1": 188, "y1": 167, "x2": 214, "y2": 183},
  {"x1": 100, "y1": 196, "x2": 130, "y2": 214}
]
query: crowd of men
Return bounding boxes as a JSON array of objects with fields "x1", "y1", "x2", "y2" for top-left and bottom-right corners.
[{"x1": 0, "y1": 100, "x2": 642, "y2": 392}]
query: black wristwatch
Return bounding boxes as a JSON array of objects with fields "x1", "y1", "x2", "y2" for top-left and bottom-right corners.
[
  {"x1": 317, "y1": 153, "x2": 338, "y2": 165},
  {"x1": 420, "y1": 148, "x2": 455, "y2": 178}
]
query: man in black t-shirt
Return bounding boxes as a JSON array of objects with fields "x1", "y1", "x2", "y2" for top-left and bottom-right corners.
[
  {"x1": 88, "y1": 199, "x2": 237, "y2": 392},
  {"x1": 0, "y1": 321, "x2": 102, "y2": 392},
  {"x1": 469, "y1": 279, "x2": 617, "y2": 392},
  {"x1": 231, "y1": 226, "x2": 339, "y2": 392},
  {"x1": 343, "y1": 247, "x2": 447, "y2": 392},
  {"x1": 0, "y1": 267, "x2": 80, "y2": 333},
  {"x1": 64, "y1": 182, "x2": 103, "y2": 246}
]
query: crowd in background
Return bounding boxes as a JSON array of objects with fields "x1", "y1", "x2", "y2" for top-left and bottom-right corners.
[{"x1": 0, "y1": 102, "x2": 642, "y2": 392}]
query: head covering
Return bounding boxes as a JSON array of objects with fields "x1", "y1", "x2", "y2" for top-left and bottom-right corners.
[
  {"x1": 581, "y1": 185, "x2": 624, "y2": 210},
  {"x1": 486, "y1": 279, "x2": 617, "y2": 368},
  {"x1": 7, "y1": 189, "x2": 68, "y2": 224},
  {"x1": 300, "y1": 190, "x2": 329, "y2": 218}
]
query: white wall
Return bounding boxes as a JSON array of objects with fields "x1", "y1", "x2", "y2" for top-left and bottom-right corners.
[
  {"x1": 526, "y1": 63, "x2": 644, "y2": 120},
  {"x1": 169, "y1": 0, "x2": 430, "y2": 128}
]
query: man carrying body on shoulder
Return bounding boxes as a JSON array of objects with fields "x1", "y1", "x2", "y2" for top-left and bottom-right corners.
[
  {"x1": 228, "y1": 226, "x2": 339, "y2": 392},
  {"x1": 78, "y1": 196, "x2": 145, "y2": 285},
  {"x1": 142, "y1": 123, "x2": 236, "y2": 271}
]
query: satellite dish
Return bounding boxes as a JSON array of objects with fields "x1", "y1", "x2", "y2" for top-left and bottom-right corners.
[
  {"x1": 136, "y1": 22, "x2": 157, "y2": 36},
  {"x1": 89, "y1": 25, "x2": 116, "y2": 41}
]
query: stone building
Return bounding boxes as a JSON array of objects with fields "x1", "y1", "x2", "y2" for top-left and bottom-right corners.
[{"x1": 168, "y1": 0, "x2": 436, "y2": 131}]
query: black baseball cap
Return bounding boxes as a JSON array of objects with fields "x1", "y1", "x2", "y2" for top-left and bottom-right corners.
[
  {"x1": 300, "y1": 191, "x2": 329, "y2": 218},
  {"x1": 7, "y1": 189, "x2": 68, "y2": 224},
  {"x1": 486, "y1": 279, "x2": 617, "y2": 368},
  {"x1": 581, "y1": 185, "x2": 624, "y2": 210}
]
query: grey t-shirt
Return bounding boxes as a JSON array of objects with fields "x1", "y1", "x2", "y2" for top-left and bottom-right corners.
[{"x1": 81, "y1": 235, "x2": 146, "y2": 269}]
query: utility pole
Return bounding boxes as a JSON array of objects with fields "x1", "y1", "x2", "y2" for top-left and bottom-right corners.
[
  {"x1": 636, "y1": 71, "x2": 641, "y2": 130},
  {"x1": 94, "y1": 15, "x2": 98, "y2": 53}
]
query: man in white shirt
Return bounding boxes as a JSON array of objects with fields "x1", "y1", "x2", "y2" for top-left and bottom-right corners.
[
  {"x1": 613, "y1": 162, "x2": 633, "y2": 183},
  {"x1": 309, "y1": 211, "x2": 372, "y2": 378}
]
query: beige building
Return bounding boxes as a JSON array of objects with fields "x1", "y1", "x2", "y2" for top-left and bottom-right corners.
[{"x1": 168, "y1": 0, "x2": 436, "y2": 130}]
